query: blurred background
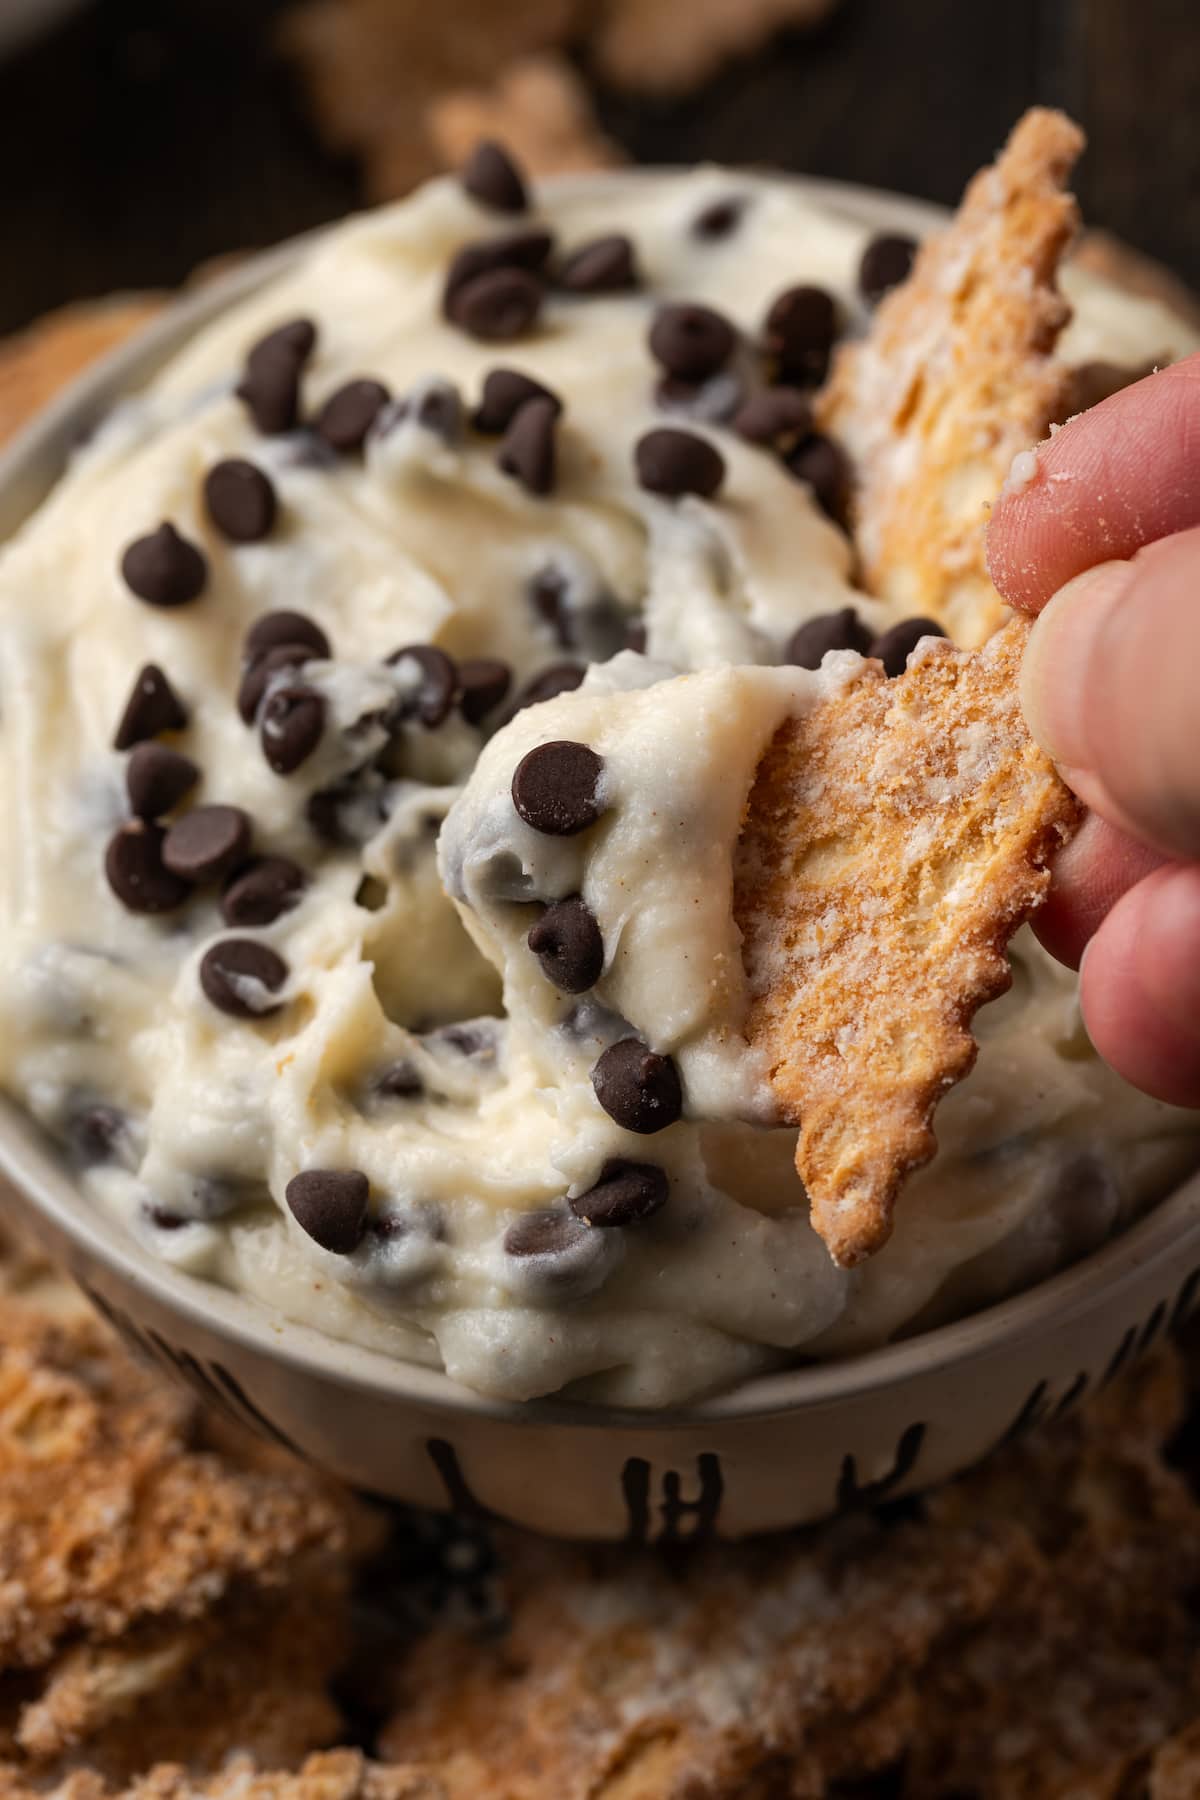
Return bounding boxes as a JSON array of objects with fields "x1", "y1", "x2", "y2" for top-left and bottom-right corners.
[{"x1": 1, "y1": 0, "x2": 1197, "y2": 338}]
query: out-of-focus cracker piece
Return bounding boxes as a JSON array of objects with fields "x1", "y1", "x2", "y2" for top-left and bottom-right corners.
[
  {"x1": 589, "y1": 0, "x2": 839, "y2": 95},
  {"x1": 0, "y1": 1751, "x2": 447, "y2": 1800},
  {"x1": 426, "y1": 55, "x2": 621, "y2": 180},
  {"x1": 0, "y1": 299, "x2": 161, "y2": 451},
  {"x1": 818, "y1": 108, "x2": 1083, "y2": 646},
  {"x1": 734, "y1": 617, "x2": 1082, "y2": 1266}
]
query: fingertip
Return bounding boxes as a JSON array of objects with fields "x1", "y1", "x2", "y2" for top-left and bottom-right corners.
[
  {"x1": 1033, "y1": 813, "x2": 1166, "y2": 969},
  {"x1": 1079, "y1": 863, "x2": 1200, "y2": 1108}
]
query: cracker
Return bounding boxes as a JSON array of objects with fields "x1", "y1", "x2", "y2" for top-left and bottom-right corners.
[
  {"x1": 0, "y1": 1750, "x2": 442, "y2": 1800},
  {"x1": 589, "y1": 0, "x2": 839, "y2": 95},
  {"x1": 0, "y1": 299, "x2": 162, "y2": 451},
  {"x1": 734, "y1": 616, "x2": 1082, "y2": 1266},
  {"x1": 818, "y1": 108, "x2": 1084, "y2": 647},
  {"x1": 425, "y1": 55, "x2": 621, "y2": 181}
]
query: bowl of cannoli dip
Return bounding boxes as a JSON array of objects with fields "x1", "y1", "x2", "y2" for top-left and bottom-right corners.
[{"x1": 1, "y1": 120, "x2": 1198, "y2": 1538}]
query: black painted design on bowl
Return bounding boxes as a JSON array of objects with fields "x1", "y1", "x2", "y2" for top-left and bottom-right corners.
[
  {"x1": 1172, "y1": 1267, "x2": 1200, "y2": 1330},
  {"x1": 1102, "y1": 1326, "x2": 1139, "y2": 1388},
  {"x1": 836, "y1": 1421, "x2": 926, "y2": 1511},
  {"x1": 621, "y1": 1452, "x2": 724, "y2": 1545},
  {"x1": 1138, "y1": 1298, "x2": 1169, "y2": 1355},
  {"x1": 1052, "y1": 1371, "x2": 1089, "y2": 1418},
  {"x1": 426, "y1": 1436, "x2": 494, "y2": 1520},
  {"x1": 999, "y1": 1379, "x2": 1051, "y2": 1446}
]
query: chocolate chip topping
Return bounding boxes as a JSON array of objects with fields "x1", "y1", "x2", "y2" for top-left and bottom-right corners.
[
  {"x1": 65, "y1": 1102, "x2": 129, "y2": 1168},
  {"x1": 261, "y1": 685, "x2": 326, "y2": 774},
  {"x1": 315, "y1": 379, "x2": 391, "y2": 453},
  {"x1": 649, "y1": 303, "x2": 737, "y2": 381},
  {"x1": 105, "y1": 821, "x2": 192, "y2": 914},
  {"x1": 497, "y1": 395, "x2": 558, "y2": 496},
  {"x1": 527, "y1": 895, "x2": 604, "y2": 993},
  {"x1": 785, "y1": 432, "x2": 851, "y2": 525},
  {"x1": 784, "y1": 607, "x2": 872, "y2": 668},
  {"x1": 570, "y1": 1158, "x2": 669, "y2": 1227},
  {"x1": 221, "y1": 855, "x2": 307, "y2": 928},
  {"x1": 245, "y1": 610, "x2": 331, "y2": 661},
  {"x1": 655, "y1": 371, "x2": 745, "y2": 424},
  {"x1": 858, "y1": 232, "x2": 918, "y2": 307},
  {"x1": 763, "y1": 285, "x2": 838, "y2": 386},
  {"x1": 126, "y1": 743, "x2": 199, "y2": 819},
  {"x1": 457, "y1": 657, "x2": 512, "y2": 725},
  {"x1": 504, "y1": 1207, "x2": 590, "y2": 1259},
  {"x1": 473, "y1": 367, "x2": 562, "y2": 434},
  {"x1": 236, "y1": 318, "x2": 317, "y2": 436},
  {"x1": 870, "y1": 615, "x2": 948, "y2": 677},
  {"x1": 285, "y1": 1168, "x2": 370, "y2": 1254},
  {"x1": 558, "y1": 234, "x2": 639, "y2": 294},
  {"x1": 376, "y1": 1059, "x2": 423, "y2": 1099},
  {"x1": 113, "y1": 662, "x2": 188, "y2": 749},
  {"x1": 120, "y1": 523, "x2": 207, "y2": 608},
  {"x1": 502, "y1": 663, "x2": 585, "y2": 720},
  {"x1": 461, "y1": 139, "x2": 528, "y2": 213},
  {"x1": 250, "y1": 318, "x2": 317, "y2": 363},
  {"x1": 443, "y1": 231, "x2": 555, "y2": 320},
  {"x1": 162, "y1": 805, "x2": 252, "y2": 884},
  {"x1": 512, "y1": 740, "x2": 606, "y2": 836},
  {"x1": 199, "y1": 938, "x2": 288, "y2": 1018},
  {"x1": 591, "y1": 1037, "x2": 682, "y2": 1134},
  {"x1": 238, "y1": 642, "x2": 321, "y2": 724},
  {"x1": 451, "y1": 267, "x2": 543, "y2": 343},
  {"x1": 384, "y1": 378, "x2": 465, "y2": 443},
  {"x1": 203, "y1": 459, "x2": 278, "y2": 543},
  {"x1": 634, "y1": 427, "x2": 726, "y2": 499},
  {"x1": 387, "y1": 644, "x2": 459, "y2": 728},
  {"x1": 733, "y1": 387, "x2": 812, "y2": 447},
  {"x1": 692, "y1": 194, "x2": 747, "y2": 239}
]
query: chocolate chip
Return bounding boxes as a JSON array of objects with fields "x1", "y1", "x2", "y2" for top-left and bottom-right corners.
[
  {"x1": 457, "y1": 657, "x2": 512, "y2": 724},
  {"x1": 461, "y1": 139, "x2": 528, "y2": 213},
  {"x1": 625, "y1": 620, "x2": 647, "y2": 654},
  {"x1": 235, "y1": 320, "x2": 316, "y2": 435},
  {"x1": 512, "y1": 740, "x2": 605, "y2": 836},
  {"x1": 472, "y1": 367, "x2": 561, "y2": 434},
  {"x1": 315, "y1": 379, "x2": 391, "y2": 453},
  {"x1": 451, "y1": 267, "x2": 543, "y2": 343},
  {"x1": 113, "y1": 662, "x2": 188, "y2": 749},
  {"x1": 858, "y1": 233, "x2": 917, "y2": 306},
  {"x1": 655, "y1": 371, "x2": 745, "y2": 425},
  {"x1": 305, "y1": 778, "x2": 386, "y2": 848},
  {"x1": 120, "y1": 522, "x2": 207, "y2": 607},
  {"x1": 387, "y1": 644, "x2": 459, "y2": 728},
  {"x1": 376, "y1": 1059, "x2": 423, "y2": 1099},
  {"x1": 105, "y1": 821, "x2": 191, "y2": 913},
  {"x1": 443, "y1": 231, "x2": 555, "y2": 320},
  {"x1": 784, "y1": 607, "x2": 872, "y2": 668},
  {"x1": 438, "y1": 1021, "x2": 499, "y2": 1060},
  {"x1": 763, "y1": 285, "x2": 837, "y2": 386},
  {"x1": 497, "y1": 396, "x2": 558, "y2": 496},
  {"x1": 692, "y1": 195, "x2": 747, "y2": 239},
  {"x1": 245, "y1": 609, "x2": 331, "y2": 661},
  {"x1": 285, "y1": 1168, "x2": 370, "y2": 1254},
  {"x1": 733, "y1": 387, "x2": 812, "y2": 447},
  {"x1": 528, "y1": 895, "x2": 604, "y2": 993},
  {"x1": 65, "y1": 1102, "x2": 129, "y2": 1168},
  {"x1": 570, "y1": 1158, "x2": 668, "y2": 1227},
  {"x1": 162, "y1": 805, "x2": 252, "y2": 884},
  {"x1": 199, "y1": 938, "x2": 288, "y2": 1018},
  {"x1": 558, "y1": 234, "x2": 639, "y2": 294},
  {"x1": 785, "y1": 432, "x2": 851, "y2": 525},
  {"x1": 649, "y1": 303, "x2": 737, "y2": 381},
  {"x1": 870, "y1": 616, "x2": 948, "y2": 677},
  {"x1": 221, "y1": 855, "x2": 307, "y2": 928},
  {"x1": 261, "y1": 685, "x2": 326, "y2": 773},
  {"x1": 247, "y1": 318, "x2": 317, "y2": 364},
  {"x1": 203, "y1": 458, "x2": 277, "y2": 543},
  {"x1": 126, "y1": 743, "x2": 199, "y2": 819},
  {"x1": 634, "y1": 428, "x2": 725, "y2": 500},
  {"x1": 592, "y1": 1037, "x2": 682, "y2": 1134},
  {"x1": 383, "y1": 378, "x2": 465, "y2": 443},
  {"x1": 503, "y1": 1208, "x2": 588, "y2": 1259},
  {"x1": 502, "y1": 663, "x2": 585, "y2": 721},
  {"x1": 238, "y1": 642, "x2": 321, "y2": 724}
]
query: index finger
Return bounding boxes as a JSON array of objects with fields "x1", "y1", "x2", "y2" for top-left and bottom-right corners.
[{"x1": 986, "y1": 350, "x2": 1200, "y2": 612}]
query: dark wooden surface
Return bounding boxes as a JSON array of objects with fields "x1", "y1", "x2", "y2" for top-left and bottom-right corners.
[{"x1": 1, "y1": 0, "x2": 1197, "y2": 337}]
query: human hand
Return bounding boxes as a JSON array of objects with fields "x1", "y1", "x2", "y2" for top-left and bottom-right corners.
[{"x1": 986, "y1": 352, "x2": 1200, "y2": 1107}]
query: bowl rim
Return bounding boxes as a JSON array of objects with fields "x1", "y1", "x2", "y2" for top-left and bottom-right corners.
[{"x1": 3, "y1": 166, "x2": 1198, "y2": 1430}]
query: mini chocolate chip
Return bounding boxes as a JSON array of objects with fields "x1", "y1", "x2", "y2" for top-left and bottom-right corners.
[
  {"x1": 634, "y1": 427, "x2": 725, "y2": 499},
  {"x1": 591, "y1": 1037, "x2": 682, "y2": 1134},
  {"x1": 286, "y1": 1168, "x2": 370, "y2": 1254},
  {"x1": 528, "y1": 565, "x2": 572, "y2": 643},
  {"x1": 221, "y1": 855, "x2": 307, "y2": 928},
  {"x1": 473, "y1": 367, "x2": 561, "y2": 434},
  {"x1": 387, "y1": 644, "x2": 459, "y2": 728},
  {"x1": 733, "y1": 387, "x2": 812, "y2": 447},
  {"x1": 245, "y1": 609, "x2": 331, "y2": 661},
  {"x1": 870, "y1": 616, "x2": 948, "y2": 677},
  {"x1": 376, "y1": 1059, "x2": 423, "y2": 1098},
  {"x1": 126, "y1": 743, "x2": 199, "y2": 819},
  {"x1": 784, "y1": 607, "x2": 871, "y2": 668},
  {"x1": 502, "y1": 663, "x2": 585, "y2": 721},
  {"x1": 858, "y1": 232, "x2": 917, "y2": 306},
  {"x1": 763, "y1": 285, "x2": 837, "y2": 386},
  {"x1": 235, "y1": 319, "x2": 317, "y2": 435},
  {"x1": 199, "y1": 937, "x2": 288, "y2": 1018},
  {"x1": 692, "y1": 195, "x2": 747, "y2": 239},
  {"x1": 558, "y1": 234, "x2": 639, "y2": 294},
  {"x1": 527, "y1": 895, "x2": 604, "y2": 993},
  {"x1": 461, "y1": 139, "x2": 528, "y2": 213},
  {"x1": 162, "y1": 805, "x2": 252, "y2": 883},
  {"x1": 570, "y1": 1158, "x2": 668, "y2": 1227},
  {"x1": 238, "y1": 642, "x2": 320, "y2": 723},
  {"x1": 785, "y1": 432, "x2": 851, "y2": 525},
  {"x1": 457, "y1": 657, "x2": 512, "y2": 724},
  {"x1": 355, "y1": 874, "x2": 388, "y2": 912},
  {"x1": 261, "y1": 685, "x2": 326, "y2": 773},
  {"x1": 655, "y1": 371, "x2": 745, "y2": 424},
  {"x1": 625, "y1": 620, "x2": 647, "y2": 654},
  {"x1": 497, "y1": 396, "x2": 558, "y2": 496},
  {"x1": 305, "y1": 779, "x2": 387, "y2": 847},
  {"x1": 438, "y1": 1021, "x2": 499, "y2": 1059},
  {"x1": 504, "y1": 1208, "x2": 589, "y2": 1258},
  {"x1": 451, "y1": 267, "x2": 543, "y2": 343},
  {"x1": 649, "y1": 303, "x2": 737, "y2": 381},
  {"x1": 316, "y1": 379, "x2": 391, "y2": 453},
  {"x1": 512, "y1": 740, "x2": 605, "y2": 836},
  {"x1": 443, "y1": 231, "x2": 555, "y2": 320},
  {"x1": 203, "y1": 458, "x2": 277, "y2": 543},
  {"x1": 382, "y1": 379, "x2": 465, "y2": 443},
  {"x1": 248, "y1": 318, "x2": 317, "y2": 364},
  {"x1": 113, "y1": 662, "x2": 188, "y2": 749},
  {"x1": 121, "y1": 523, "x2": 207, "y2": 607},
  {"x1": 65, "y1": 1103, "x2": 129, "y2": 1168},
  {"x1": 146, "y1": 1206, "x2": 188, "y2": 1231},
  {"x1": 105, "y1": 821, "x2": 191, "y2": 913}
]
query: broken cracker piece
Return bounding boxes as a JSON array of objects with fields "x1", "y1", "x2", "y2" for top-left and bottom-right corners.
[
  {"x1": 818, "y1": 108, "x2": 1084, "y2": 647},
  {"x1": 734, "y1": 616, "x2": 1082, "y2": 1267},
  {"x1": 426, "y1": 54, "x2": 621, "y2": 180}
]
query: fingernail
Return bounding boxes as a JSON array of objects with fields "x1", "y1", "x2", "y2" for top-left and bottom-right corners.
[{"x1": 1019, "y1": 561, "x2": 1132, "y2": 766}]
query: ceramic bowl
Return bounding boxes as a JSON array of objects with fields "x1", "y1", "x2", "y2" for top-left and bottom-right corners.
[{"x1": 3, "y1": 176, "x2": 1199, "y2": 1542}]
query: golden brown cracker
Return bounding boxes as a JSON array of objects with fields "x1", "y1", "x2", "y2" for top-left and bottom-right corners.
[
  {"x1": 818, "y1": 108, "x2": 1083, "y2": 647},
  {"x1": 426, "y1": 55, "x2": 621, "y2": 180},
  {"x1": 0, "y1": 1751, "x2": 444, "y2": 1800},
  {"x1": 0, "y1": 299, "x2": 162, "y2": 452},
  {"x1": 734, "y1": 617, "x2": 1082, "y2": 1266},
  {"x1": 589, "y1": 0, "x2": 839, "y2": 95}
]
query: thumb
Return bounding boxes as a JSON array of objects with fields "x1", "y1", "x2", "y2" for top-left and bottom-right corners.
[{"x1": 1020, "y1": 525, "x2": 1200, "y2": 864}]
